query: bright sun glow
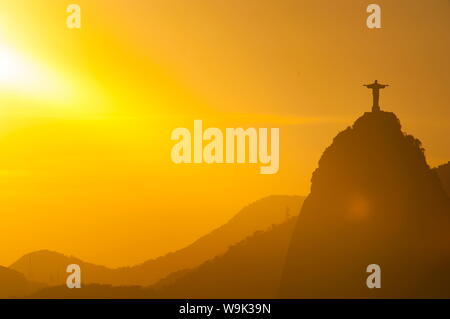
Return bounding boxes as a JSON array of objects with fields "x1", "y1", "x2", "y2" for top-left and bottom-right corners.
[
  {"x1": 0, "y1": 45, "x2": 76, "y2": 104},
  {"x1": 0, "y1": 46, "x2": 31, "y2": 86}
]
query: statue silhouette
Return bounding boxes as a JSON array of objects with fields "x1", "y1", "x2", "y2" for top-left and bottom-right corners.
[{"x1": 364, "y1": 80, "x2": 388, "y2": 112}]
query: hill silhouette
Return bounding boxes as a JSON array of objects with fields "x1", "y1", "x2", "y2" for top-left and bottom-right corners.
[
  {"x1": 0, "y1": 266, "x2": 44, "y2": 298},
  {"x1": 435, "y1": 162, "x2": 450, "y2": 197},
  {"x1": 280, "y1": 110, "x2": 450, "y2": 298},
  {"x1": 26, "y1": 218, "x2": 297, "y2": 299},
  {"x1": 11, "y1": 195, "x2": 303, "y2": 287},
  {"x1": 153, "y1": 218, "x2": 297, "y2": 298},
  {"x1": 10, "y1": 250, "x2": 117, "y2": 287}
]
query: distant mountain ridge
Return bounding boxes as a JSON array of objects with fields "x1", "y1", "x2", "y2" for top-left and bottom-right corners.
[
  {"x1": 27, "y1": 217, "x2": 298, "y2": 299},
  {"x1": 9, "y1": 250, "x2": 116, "y2": 286},
  {"x1": 10, "y1": 195, "x2": 304, "y2": 288},
  {"x1": 0, "y1": 266, "x2": 44, "y2": 298}
]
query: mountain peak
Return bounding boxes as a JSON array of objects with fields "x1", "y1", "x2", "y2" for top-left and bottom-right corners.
[
  {"x1": 310, "y1": 110, "x2": 441, "y2": 215},
  {"x1": 281, "y1": 110, "x2": 450, "y2": 298}
]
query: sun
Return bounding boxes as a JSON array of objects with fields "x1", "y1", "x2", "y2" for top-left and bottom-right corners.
[
  {"x1": 0, "y1": 46, "x2": 30, "y2": 87},
  {"x1": 0, "y1": 42, "x2": 107, "y2": 121},
  {"x1": 0, "y1": 44, "x2": 62, "y2": 99},
  {"x1": 0, "y1": 44, "x2": 79, "y2": 106}
]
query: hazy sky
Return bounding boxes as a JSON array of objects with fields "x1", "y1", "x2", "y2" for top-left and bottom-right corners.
[{"x1": 0, "y1": 0, "x2": 449, "y2": 267}]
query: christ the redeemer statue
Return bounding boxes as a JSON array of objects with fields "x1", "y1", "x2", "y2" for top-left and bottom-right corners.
[{"x1": 364, "y1": 80, "x2": 388, "y2": 112}]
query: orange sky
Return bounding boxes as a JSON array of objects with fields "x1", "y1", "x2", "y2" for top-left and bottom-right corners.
[{"x1": 0, "y1": 0, "x2": 449, "y2": 267}]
